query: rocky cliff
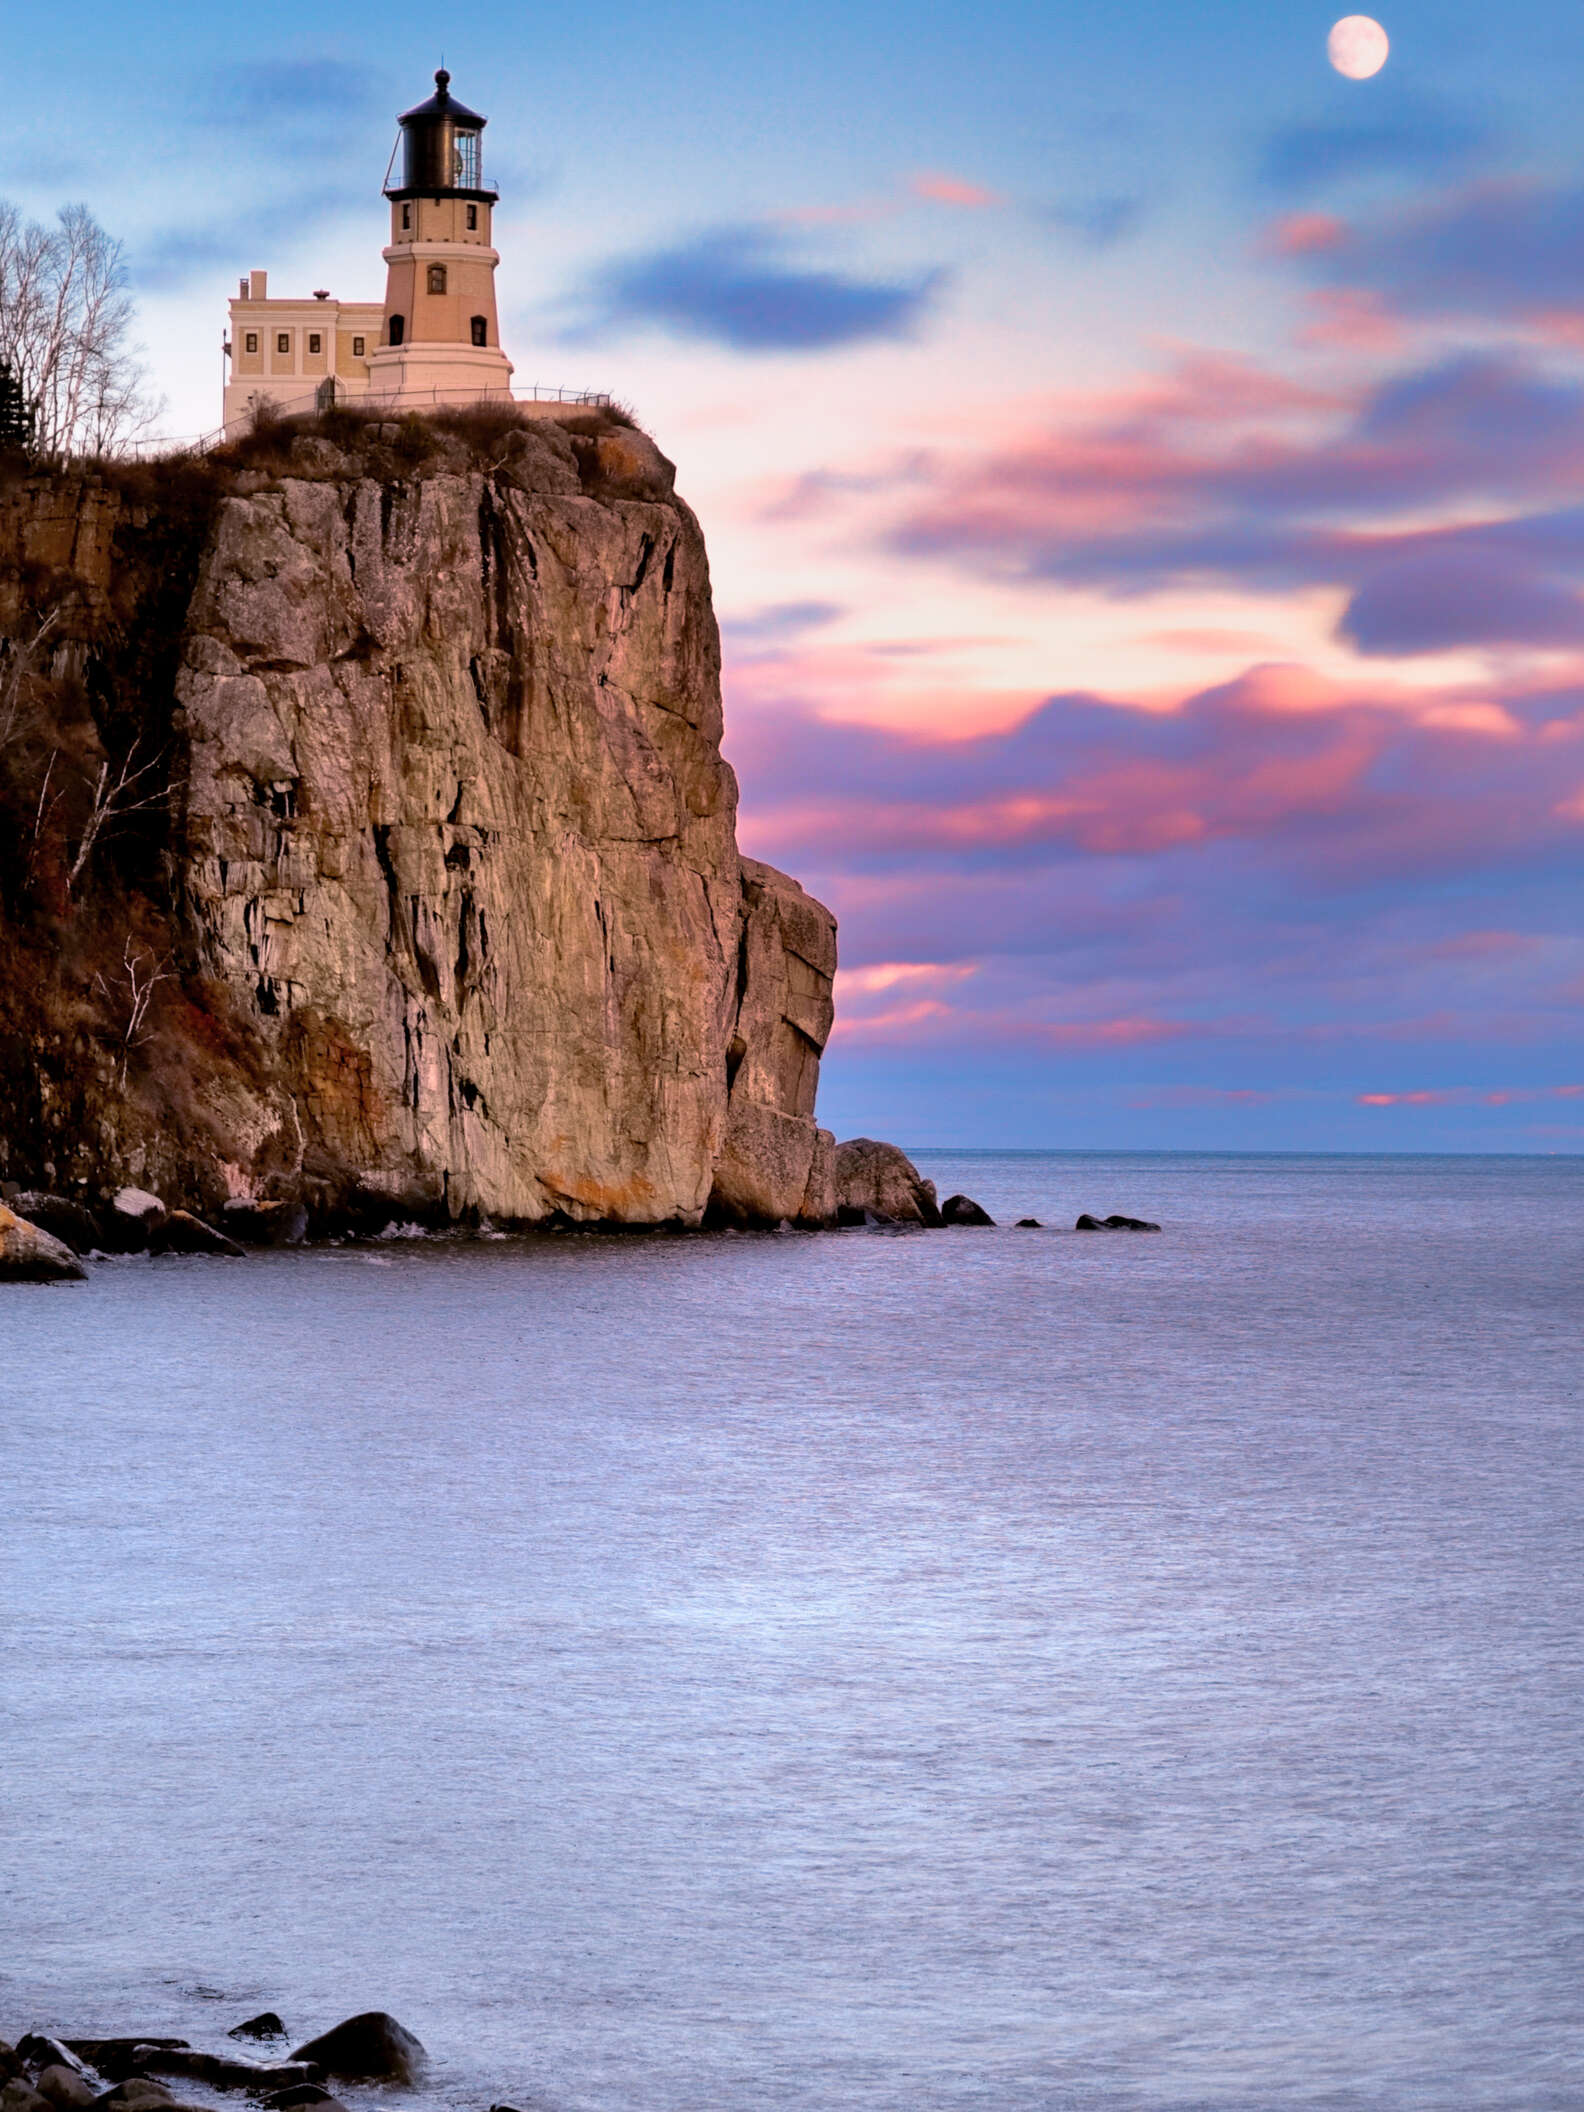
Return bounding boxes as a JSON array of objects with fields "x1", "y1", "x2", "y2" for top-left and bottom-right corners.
[{"x1": 0, "y1": 409, "x2": 837, "y2": 1229}]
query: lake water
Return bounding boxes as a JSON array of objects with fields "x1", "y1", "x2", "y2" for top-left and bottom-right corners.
[{"x1": 3, "y1": 1153, "x2": 1582, "y2": 2112}]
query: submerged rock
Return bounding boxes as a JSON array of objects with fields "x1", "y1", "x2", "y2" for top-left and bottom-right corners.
[
  {"x1": 1075, "y1": 1212, "x2": 1161, "y2": 1232},
  {"x1": 940, "y1": 1193, "x2": 995, "y2": 1227},
  {"x1": 1016, "y1": 1217, "x2": 1042, "y2": 1228},
  {"x1": 288, "y1": 2016, "x2": 423, "y2": 2087},
  {"x1": 833, "y1": 1139, "x2": 941, "y2": 1227},
  {"x1": 0, "y1": 1206, "x2": 87, "y2": 1283}
]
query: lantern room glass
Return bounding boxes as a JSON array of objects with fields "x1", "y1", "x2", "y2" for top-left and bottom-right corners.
[{"x1": 454, "y1": 130, "x2": 481, "y2": 190}]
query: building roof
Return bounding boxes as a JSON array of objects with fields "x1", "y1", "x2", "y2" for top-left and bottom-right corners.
[{"x1": 399, "y1": 69, "x2": 487, "y2": 130}]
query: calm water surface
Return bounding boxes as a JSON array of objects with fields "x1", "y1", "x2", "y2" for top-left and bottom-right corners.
[{"x1": 2, "y1": 1153, "x2": 1582, "y2": 2112}]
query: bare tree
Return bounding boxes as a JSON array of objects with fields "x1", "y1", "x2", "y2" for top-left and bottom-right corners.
[
  {"x1": 67, "y1": 741, "x2": 173, "y2": 892},
  {"x1": 93, "y1": 938, "x2": 174, "y2": 1087},
  {"x1": 0, "y1": 607, "x2": 58, "y2": 753},
  {"x1": 0, "y1": 202, "x2": 161, "y2": 458}
]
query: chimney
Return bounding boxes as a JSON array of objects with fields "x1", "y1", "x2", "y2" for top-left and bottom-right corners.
[{"x1": 249, "y1": 269, "x2": 268, "y2": 300}]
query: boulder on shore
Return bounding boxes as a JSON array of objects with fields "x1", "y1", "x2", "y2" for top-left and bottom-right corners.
[
  {"x1": 833, "y1": 1139, "x2": 941, "y2": 1226},
  {"x1": 100, "y1": 1187, "x2": 167, "y2": 1253},
  {"x1": 36, "y1": 2071, "x2": 94, "y2": 2111},
  {"x1": 940, "y1": 1193, "x2": 995, "y2": 1227},
  {"x1": 1075, "y1": 1211, "x2": 1161, "y2": 1233},
  {"x1": 288, "y1": 2017, "x2": 423, "y2": 2087},
  {"x1": 8, "y1": 1193, "x2": 101, "y2": 1254},
  {"x1": 152, "y1": 1210, "x2": 245, "y2": 1258},
  {"x1": 0, "y1": 1206, "x2": 87, "y2": 1283},
  {"x1": 220, "y1": 1200, "x2": 308, "y2": 1247}
]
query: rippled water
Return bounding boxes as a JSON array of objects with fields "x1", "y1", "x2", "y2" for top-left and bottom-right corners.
[{"x1": 3, "y1": 1153, "x2": 1582, "y2": 2111}]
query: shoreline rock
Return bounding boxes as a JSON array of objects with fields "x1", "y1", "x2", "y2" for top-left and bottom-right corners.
[{"x1": 0, "y1": 1206, "x2": 87, "y2": 1284}]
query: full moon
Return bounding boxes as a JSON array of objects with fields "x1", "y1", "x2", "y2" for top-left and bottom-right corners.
[{"x1": 1328, "y1": 15, "x2": 1389, "y2": 77}]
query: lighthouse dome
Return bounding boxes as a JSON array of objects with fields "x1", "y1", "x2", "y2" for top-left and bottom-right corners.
[{"x1": 389, "y1": 70, "x2": 496, "y2": 201}]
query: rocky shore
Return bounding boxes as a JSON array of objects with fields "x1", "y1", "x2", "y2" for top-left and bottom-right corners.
[
  {"x1": 0, "y1": 1140, "x2": 1161, "y2": 1281},
  {"x1": 1, "y1": 2014, "x2": 436, "y2": 2112}
]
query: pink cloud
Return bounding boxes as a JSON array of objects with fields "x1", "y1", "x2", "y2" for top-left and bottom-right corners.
[
  {"x1": 909, "y1": 171, "x2": 1004, "y2": 209},
  {"x1": 1262, "y1": 212, "x2": 1349, "y2": 257}
]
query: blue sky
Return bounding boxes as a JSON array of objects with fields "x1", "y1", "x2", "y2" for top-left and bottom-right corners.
[{"x1": 10, "y1": 0, "x2": 1584, "y2": 1149}]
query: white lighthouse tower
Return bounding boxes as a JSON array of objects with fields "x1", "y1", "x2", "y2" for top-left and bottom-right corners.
[{"x1": 369, "y1": 70, "x2": 514, "y2": 407}]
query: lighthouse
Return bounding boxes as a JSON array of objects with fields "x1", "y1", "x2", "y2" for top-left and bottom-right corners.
[
  {"x1": 223, "y1": 69, "x2": 517, "y2": 431},
  {"x1": 369, "y1": 70, "x2": 513, "y2": 406}
]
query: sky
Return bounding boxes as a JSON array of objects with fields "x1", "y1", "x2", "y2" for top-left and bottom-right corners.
[{"x1": 8, "y1": 0, "x2": 1583, "y2": 1150}]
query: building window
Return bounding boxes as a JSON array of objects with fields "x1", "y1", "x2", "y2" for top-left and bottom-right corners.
[
  {"x1": 245, "y1": 332, "x2": 258, "y2": 354},
  {"x1": 427, "y1": 264, "x2": 447, "y2": 295},
  {"x1": 402, "y1": 203, "x2": 411, "y2": 230},
  {"x1": 352, "y1": 335, "x2": 365, "y2": 358},
  {"x1": 471, "y1": 315, "x2": 487, "y2": 347},
  {"x1": 277, "y1": 333, "x2": 290, "y2": 355},
  {"x1": 308, "y1": 333, "x2": 321, "y2": 355},
  {"x1": 388, "y1": 315, "x2": 405, "y2": 347},
  {"x1": 467, "y1": 204, "x2": 478, "y2": 231}
]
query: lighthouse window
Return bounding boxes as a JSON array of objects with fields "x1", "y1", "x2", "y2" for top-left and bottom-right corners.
[
  {"x1": 277, "y1": 333, "x2": 290, "y2": 355},
  {"x1": 402, "y1": 203, "x2": 411, "y2": 230},
  {"x1": 467, "y1": 205, "x2": 478, "y2": 231},
  {"x1": 388, "y1": 315, "x2": 405, "y2": 347},
  {"x1": 471, "y1": 315, "x2": 487, "y2": 347},
  {"x1": 427, "y1": 265, "x2": 448, "y2": 295},
  {"x1": 244, "y1": 333, "x2": 258, "y2": 354},
  {"x1": 454, "y1": 131, "x2": 481, "y2": 189},
  {"x1": 352, "y1": 335, "x2": 365, "y2": 358},
  {"x1": 308, "y1": 333, "x2": 322, "y2": 355}
]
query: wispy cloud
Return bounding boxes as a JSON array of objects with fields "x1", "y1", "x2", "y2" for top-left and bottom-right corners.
[
  {"x1": 570, "y1": 225, "x2": 943, "y2": 352},
  {"x1": 1257, "y1": 99, "x2": 1497, "y2": 199}
]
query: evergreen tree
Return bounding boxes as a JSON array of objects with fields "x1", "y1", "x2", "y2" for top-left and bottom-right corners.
[{"x1": 0, "y1": 358, "x2": 35, "y2": 452}]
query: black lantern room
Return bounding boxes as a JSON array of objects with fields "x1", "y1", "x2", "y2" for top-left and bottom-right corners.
[{"x1": 386, "y1": 70, "x2": 497, "y2": 202}]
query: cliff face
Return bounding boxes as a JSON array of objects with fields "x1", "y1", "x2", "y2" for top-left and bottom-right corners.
[{"x1": 0, "y1": 414, "x2": 837, "y2": 1228}]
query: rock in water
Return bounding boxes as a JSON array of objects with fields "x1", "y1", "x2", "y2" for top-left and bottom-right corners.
[
  {"x1": 288, "y1": 2017, "x2": 424, "y2": 2087},
  {"x1": 1016, "y1": 1217, "x2": 1042, "y2": 1228},
  {"x1": 152, "y1": 1210, "x2": 245, "y2": 1257},
  {"x1": 7, "y1": 1193, "x2": 101, "y2": 1253},
  {"x1": 1075, "y1": 1212, "x2": 1161, "y2": 1232},
  {"x1": 14, "y1": 2046, "x2": 83, "y2": 2082},
  {"x1": 940, "y1": 1193, "x2": 995, "y2": 1227},
  {"x1": 0, "y1": 1206, "x2": 87, "y2": 1283},
  {"x1": 832, "y1": 1139, "x2": 941, "y2": 1226},
  {"x1": 225, "y1": 2019, "x2": 285, "y2": 2046}
]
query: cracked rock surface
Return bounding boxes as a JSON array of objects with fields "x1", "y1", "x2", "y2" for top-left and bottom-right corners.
[{"x1": 0, "y1": 423, "x2": 837, "y2": 1228}]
